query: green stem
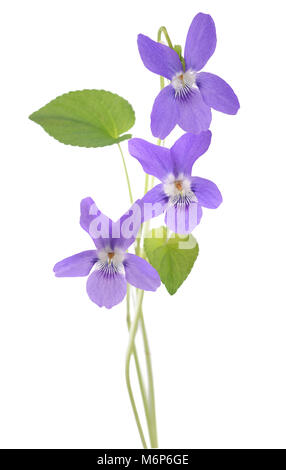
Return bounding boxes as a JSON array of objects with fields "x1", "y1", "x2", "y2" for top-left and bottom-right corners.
[
  {"x1": 118, "y1": 145, "x2": 150, "y2": 446},
  {"x1": 157, "y1": 26, "x2": 173, "y2": 48},
  {"x1": 124, "y1": 27, "x2": 171, "y2": 448},
  {"x1": 118, "y1": 143, "x2": 133, "y2": 204},
  {"x1": 126, "y1": 287, "x2": 147, "y2": 406},
  {"x1": 126, "y1": 286, "x2": 153, "y2": 443},
  {"x1": 144, "y1": 172, "x2": 150, "y2": 194},
  {"x1": 140, "y1": 309, "x2": 158, "y2": 448},
  {"x1": 135, "y1": 228, "x2": 142, "y2": 257},
  {"x1": 127, "y1": 288, "x2": 158, "y2": 448},
  {"x1": 125, "y1": 290, "x2": 147, "y2": 448},
  {"x1": 131, "y1": 74, "x2": 166, "y2": 447}
]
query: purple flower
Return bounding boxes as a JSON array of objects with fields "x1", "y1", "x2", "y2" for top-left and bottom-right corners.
[
  {"x1": 53, "y1": 198, "x2": 161, "y2": 309},
  {"x1": 137, "y1": 13, "x2": 240, "y2": 139},
  {"x1": 128, "y1": 130, "x2": 222, "y2": 234}
]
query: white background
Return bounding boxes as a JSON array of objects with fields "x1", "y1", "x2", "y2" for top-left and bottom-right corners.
[{"x1": 1, "y1": 0, "x2": 286, "y2": 449}]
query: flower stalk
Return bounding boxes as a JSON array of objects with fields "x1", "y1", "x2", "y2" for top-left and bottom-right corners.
[
  {"x1": 140, "y1": 307, "x2": 158, "y2": 447},
  {"x1": 157, "y1": 26, "x2": 173, "y2": 48},
  {"x1": 120, "y1": 142, "x2": 158, "y2": 447},
  {"x1": 125, "y1": 289, "x2": 147, "y2": 448},
  {"x1": 124, "y1": 35, "x2": 169, "y2": 445},
  {"x1": 118, "y1": 142, "x2": 134, "y2": 204}
]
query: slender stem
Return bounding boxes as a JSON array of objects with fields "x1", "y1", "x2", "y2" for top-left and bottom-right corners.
[
  {"x1": 127, "y1": 288, "x2": 158, "y2": 448},
  {"x1": 157, "y1": 26, "x2": 173, "y2": 48},
  {"x1": 140, "y1": 310, "x2": 158, "y2": 448},
  {"x1": 118, "y1": 146, "x2": 149, "y2": 446},
  {"x1": 118, "y1": 143, "x2": 133, "y2": 204},
  {"x1": 126, "y1": 286, "x2": 153, "y2": 443},
  {"x1": 126, "y1": 287, "x2": 147, "y2": 407},
  {"x1": 125, "y1": 290, "x2": 147, "y2": 448},
  {"x1": 124, "y1": 27, "x2": 171, "y2": 449},
  {"x1": 144, "y1": 173, "x2": 150, "y2": 194},
  {"x1": 132, "y1": 83, "x2": 165, "y2": 447},
  {"x1": 135, "y1": 229, "x2": 142, "y2": 257},
  {"x1": 119, "y1": 136, "x2": 156, "y2": 447}
]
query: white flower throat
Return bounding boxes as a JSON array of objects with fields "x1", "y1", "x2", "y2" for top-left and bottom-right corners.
[
  {"x1": 171, "y1": 70, "x2": 197, "y2": 98},
  {"x1": 95, "y1": 247, "x2": 125, "y2": 275},
  {"x1": 164, "y1": 173, "x2": 198, "y2": 207}
]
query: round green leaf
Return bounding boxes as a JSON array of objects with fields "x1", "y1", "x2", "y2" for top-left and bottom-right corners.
[
  {"x1": 29, "y1": 89, "x2": 135, "y2": 148},
  {"x1": 144, "y1": 227, "x2": 199, "y2": 295}
]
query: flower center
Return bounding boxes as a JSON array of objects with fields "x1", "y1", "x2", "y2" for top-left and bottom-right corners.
[
  {"x1": 95, "y1": 247, "x2": 125, "y2": 275},
  {"x1": 108, "y1": 252, "x2": 115, "y2": 263},
  {"x1": 171, "y1": 70, "x2": 197, "y2": 99},
  {"x1": 164, "y1": 173, "x2": 197, "y2": 207},
  {"x1": 175, "y1": 180, "x2": 183, "y2": 191}
]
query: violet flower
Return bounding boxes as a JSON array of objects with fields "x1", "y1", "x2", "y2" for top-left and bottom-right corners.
[
  {"x1": 128, "y1": 130, "x2": 222, "y2": 234},
  {"x1": 137, "y1": 13, "x2": 240, "y2": 139},
  {"x1": 53, "y1": 198, "x2": 160, "y2": 309}
]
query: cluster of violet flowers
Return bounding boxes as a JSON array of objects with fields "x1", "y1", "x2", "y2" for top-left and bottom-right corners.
[
  {"x1": 52, "y1": 12, "x2": 239, "y2": 448},
  {"x1": 54, "y1": 13, "x2": 238, "y2": 309}
]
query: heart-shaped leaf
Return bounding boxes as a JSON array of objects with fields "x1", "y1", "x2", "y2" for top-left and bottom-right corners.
[
  {"x1": 29, "y1": 89, "x2": 135, "y2": 148},
  {"x1": 144, "y1": 227, "x2": 199, "y2": 295}
]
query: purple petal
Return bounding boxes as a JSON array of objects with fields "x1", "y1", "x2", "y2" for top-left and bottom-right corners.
[
  {"x1": 151, "y1": 85, "x2": 178, "y2": 139},
  {"x1": 80, "y1": 197, "x2": 112, "y2": 249},
  {"x1": 170, "y1": 130, "x2": 212, "y2": 176},
  {"x1": 112, "y1": 199, "x2": 144, "y2": 251},
  {"x1": 138, "y1": 34, "x2": 182, "y2": 80},
  {"x1": 53, "y1": 250, "x2": 98, "y2": 277},
  {"x1": 128, "y1": 138, "x2": 173, "y2": 180},
  {"x1": 124, "y1": 254, "x2": 161, "y2": 291},
  {"x1": 184, "y1": 13, "x2": 217, "y2": 71},
  {"x1": 165, "y1": 203, "x2": 202, "y2": 234},
  {"x1": 86, "y1": 270, "x2": 127, "y2": 309},
  {"x1": 80, "y1": 198, "x2": 143, "y2": 252},
  {"x1": 141, "y1": 184, "x2": 169, "y2": 222},
  {"x1": 80, "y1": 197, "x2": 96, "y2": 233},
  {"x1": 191, "y1": 176, "x2": 222, "y2": 208},
  {"x1": 197, "y1": 72, "x2": 240, "y2": 114},
  {"x1": 177, "y1": 89, "x2": 212, "y2": 134}
]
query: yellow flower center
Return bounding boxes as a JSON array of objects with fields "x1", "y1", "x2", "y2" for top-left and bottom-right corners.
[{"x1": 175, "y1": 181, "x2": 183, "y2": 191}]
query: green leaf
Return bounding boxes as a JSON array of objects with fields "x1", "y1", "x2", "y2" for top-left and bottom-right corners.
[
  {"x1": 144, "y1": 227, "x2": 199, "y2": 295},
  {"x1": 29, "y1": 89, "x2": 135, "y2": 148}
]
